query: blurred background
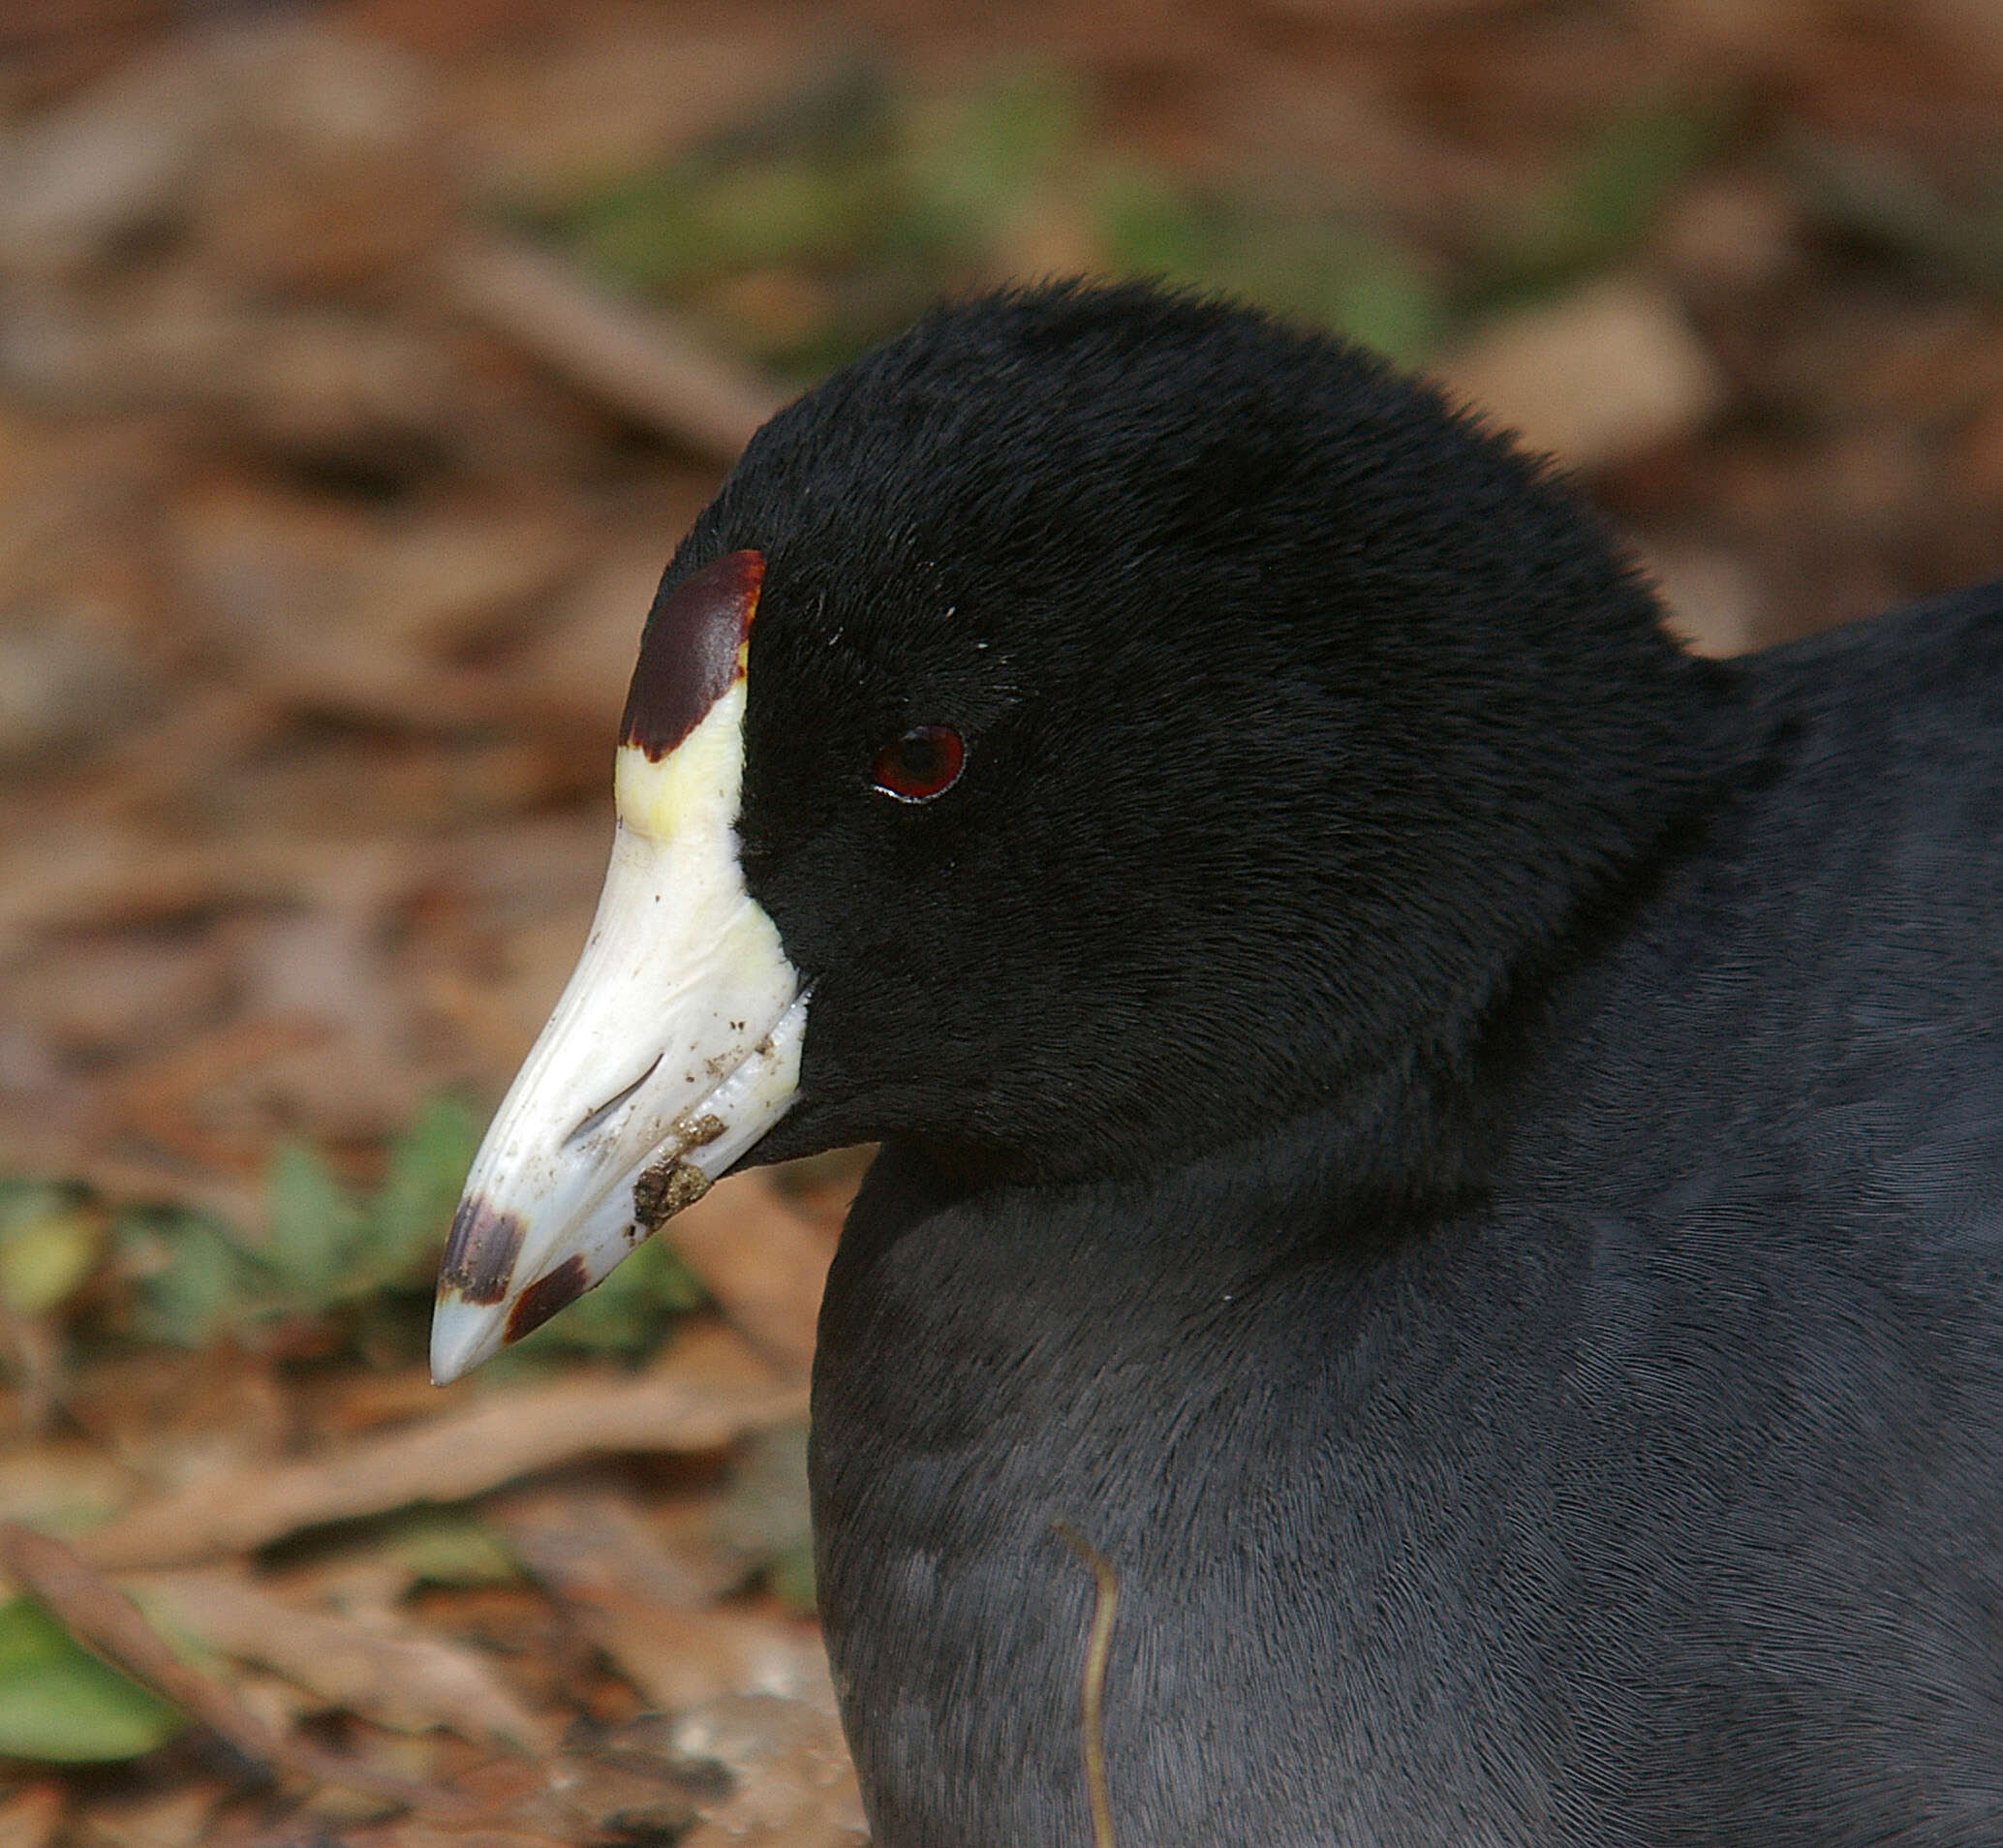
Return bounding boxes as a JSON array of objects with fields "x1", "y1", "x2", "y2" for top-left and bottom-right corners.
[{"x1": 2, "y1": 0, "x2": 2003, "y2": 1840}]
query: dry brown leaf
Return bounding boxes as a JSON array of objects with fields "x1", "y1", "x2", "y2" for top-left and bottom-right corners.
[
  {"x1": 0, "y1": 1439, "x2": 140, "y2": 1533},
  {"x1": 566, "y1": 1600, "x2": 833, "y2": 1717},
  {"x1": 0, "y1": 1523, "x2": 478, "y2": 1817},
  {"x1": 0, "y1": 48, "x2": 218, "y2": 279},
  {"x1": 170, "y1": 478, "x2": 580, "y2": 668},
  {"x1": 135, "y1": 1567, "x2": 557, "y2": 1752},
  {"x1": 1433, "y1": 275, "x2": 1727, "y2": 471},
  {"x1": 485, "y1": 1470, "x2": 830, "y2": 1716},
  {"x1": 103, "y1": 1015, "x2": 335, "y2": 1176},
  {"x1": 67, "y1": 1784, "x2": 218, "y2": 1848},
  {"x1": 1956, "y1": 390, "x2": 2003, "y2": 504},
  {"x1": 0, "y1": 1520, "x2": 283, "y2": 1772},
  {"x1": 446, "y1": 235, "x2": 787, "y2": 465},
  {"x1": 486, "y1": 1700, "x2": 864, "y2": 1848},
  {"x1": 491, "y1": 1482, "x2": 828, "y2": 1713},
  {"x1": 78, "y1": 1323, "x2": 806, "y2": 1570},
  {"x1": 0, "y1": 1784, "x2": 64, "y2": 1848},
  {"x1": 354, "y1": 1828, "x2": 572, "y2": 1848},
  {"x1": 508, "y1": 540, "x2": 670, "y2": 729},
  {"x1": 1636, "y1": 539, "x2": 1767, "y2": 658},
  {"x1": 338, "y1": 1752, "x2": 580, "y2": 1847},
  {"x1": 319, "y1": 1364, "x2": 483, "y2": 1436},
  {"x1": 0, "y1": 827, "x2": 416, "y2": 944},
  {"x1": 665, "y1": 1174, "x2": 837, "y2": 1377},
  {"x1": 649, "y1": 1696, "x2": 866, "y2": 1848},
  {"x1": 65, "y1": 1344, "x2": 290, "y2": 1491},
  {"x1": 189, "y1": 22, "x2": 451, "y2": 296},
  {"x1": 489, "y1": 1481, "x2": 743, "y2": 1611},
  {"x1": 442, "y1": 28, "x2": 812, "y2": 204}
]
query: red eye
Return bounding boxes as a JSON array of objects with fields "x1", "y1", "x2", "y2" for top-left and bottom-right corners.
[{"x1": 872, "y1": 725, "x2": 966, "y2": 802}]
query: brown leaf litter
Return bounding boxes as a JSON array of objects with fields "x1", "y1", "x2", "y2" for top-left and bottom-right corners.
[
  {"x1": 4, "y1": 3, "x2": 2003, "y2": 1845},
  {"x1": 77, "y1": 1324, "x2": 805, "y2": 1571}
]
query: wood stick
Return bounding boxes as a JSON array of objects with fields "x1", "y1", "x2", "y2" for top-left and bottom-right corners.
[
  {"x1": 447, "y1": 235, "x2": 789, "y2": 464},
  {"x1": 0, "y1": 1524, "x2": 470, "y2": 1814},
  {"x1": 77, "y1": 1323, "x2": 805, "y2": 1571}
]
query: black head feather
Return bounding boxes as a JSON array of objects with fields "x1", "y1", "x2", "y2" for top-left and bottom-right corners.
[{"x1": 648, "y1": 281, "x2": 1745, "y2": 1192}]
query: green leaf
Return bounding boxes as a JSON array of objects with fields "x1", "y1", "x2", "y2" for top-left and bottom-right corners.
[
  {"x1": 505, "y1": 1234, "x2": 705, "y2": 1361},
  {"x1": 263, "y1": 1142, "x2": 363, "y2": 1303},
  {"x1": 766, "y1": 1545, "x2": 817, "y2": 1615},
  {"x1": 905, "y1": 62, "x2": 1086, "y2": 231},
  {"x1": 116, "y1": 1207, "x2": 269, "y2": 1349},
  {"x1": 1569, "y1": 105, "x2": 1723, "y2": 252},
  {"x1": 0, "y1": 1598, "x2": 185, "y2": 1763},
  {"x1": 1094, "y1": 169, "x2": 1445, "y2": 362},
  {"x1": 1480, "y1": 97, "x2": 1734, "y2": 305},
  {"x1": 1096, "y1": 165, "x2": 1225, "y2": 279},
  {"x1": 380, "y1": 1508, "x2": 521, "y2": 1586},
  {"x1": 367, "y1": 1095, "x2": 481, "y2": 1285},
  {"x1": 0, "y1": 1183, "x2": 104, "y2": 1316}
]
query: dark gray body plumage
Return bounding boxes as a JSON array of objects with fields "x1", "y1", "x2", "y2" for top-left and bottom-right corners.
[{"x1": 812, "y1": 587, "x2": 2003, "y2": 1846}]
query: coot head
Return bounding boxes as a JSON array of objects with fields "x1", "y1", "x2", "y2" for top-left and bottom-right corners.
[{"x1": 433, "y1": 280, "x2": 1730, "y2": 1378}]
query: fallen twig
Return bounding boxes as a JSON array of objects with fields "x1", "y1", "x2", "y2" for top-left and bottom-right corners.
[
  {"x1": 77, "y1": 1323, "x2": 807, "y2": 1569},
  {"x1": 136, "y1": 1567, "x2": 557, "y2": 1752},
  {"x1": 491, "y1": 1487, "x2": 834, "y2": 1715},
  {"x1": 0, "y1": 1524, "x2": 468, "y2": 1815},
  {"x1": 447, "y1": 234, "x2": 790, "y2": 464},
  {"x1": 0, "y1": 1780, "x2": 63, "y2": 1848}
]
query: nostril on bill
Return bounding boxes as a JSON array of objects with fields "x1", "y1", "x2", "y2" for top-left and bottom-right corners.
[{"x1": 564, "y1": 1054, "x2": 663, "y2": 1148}]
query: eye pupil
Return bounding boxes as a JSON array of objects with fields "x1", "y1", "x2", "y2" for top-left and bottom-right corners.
[{"x1": 873, "y1": 724, "x2": 965, "y2": 802}]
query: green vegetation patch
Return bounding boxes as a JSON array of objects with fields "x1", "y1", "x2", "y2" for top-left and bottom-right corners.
[
  {"x1": 0, "y1": 1598, "x2": 185, "y2": 1764},
  {"x1": 539, "y1": 61, "x2": 1446, "y2": 379},
  {"x1": 6, "y1": 1092, "x2": 705, "y2": 1374}
]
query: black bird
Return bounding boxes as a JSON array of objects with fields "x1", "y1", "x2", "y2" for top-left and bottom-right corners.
[{"x1": 432, "y1": 282, "x2": 2003, "y2": 1846}]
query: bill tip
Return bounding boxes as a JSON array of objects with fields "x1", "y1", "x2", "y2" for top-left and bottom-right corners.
[{"x1": 430, "y1": 1290, "x2": 507, "y2": 1385}]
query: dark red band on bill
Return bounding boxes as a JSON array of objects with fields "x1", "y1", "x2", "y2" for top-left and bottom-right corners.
[
  {"x1": 619, "y1": 550, "x2": 765, "y2": 761},
  {"x1": 438, "y1": 1195, "x2": 525, "y2": 1307},
  {"x1": 505, "y1": 1254, "x2": 592, "y2": 1343}
]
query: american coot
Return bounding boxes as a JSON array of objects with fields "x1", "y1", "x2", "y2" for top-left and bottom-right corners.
[{"x1": 431, "y1": 283, "x2": 2003, "y2": 1846}]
